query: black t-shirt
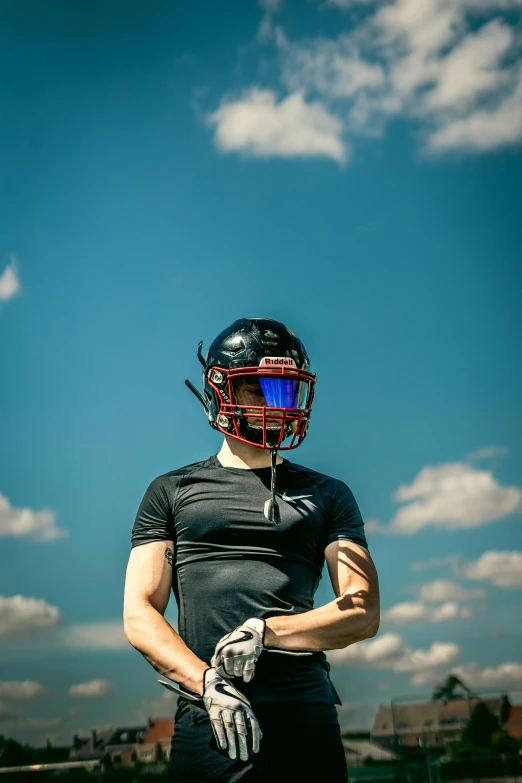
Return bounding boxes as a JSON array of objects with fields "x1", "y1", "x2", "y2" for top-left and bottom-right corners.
[{"x1": 131, "y1": 454, "x2": 368, "y2": 705}]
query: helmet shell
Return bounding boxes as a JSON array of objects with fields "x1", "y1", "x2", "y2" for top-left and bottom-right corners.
[
  {"x1": 201, "y1": 318, "x2": 314, "y2": 448},
  {"x1": 206, "y1": 317, "x2": 312, "y2": 372}
]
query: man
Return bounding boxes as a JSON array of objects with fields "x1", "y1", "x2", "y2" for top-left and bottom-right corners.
[{"x1": 123, "y1": 317, "x2": 380, "y2": 782}]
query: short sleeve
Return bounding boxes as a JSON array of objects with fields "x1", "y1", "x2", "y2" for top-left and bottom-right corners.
[
  {"x1": 325, "y1": 480, "x2": 368, "y2": 550},
  {"x1": 131, "y1": 477, "x2": 174, "y2": 548}
]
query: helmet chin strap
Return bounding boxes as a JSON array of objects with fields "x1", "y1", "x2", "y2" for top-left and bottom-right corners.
[{"x1": 264, "y1": 447, "x2": 281, "y2": 523}]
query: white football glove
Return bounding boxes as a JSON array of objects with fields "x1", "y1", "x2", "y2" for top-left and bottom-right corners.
[
  {"x1": 158, "y1": 667, "x2": 261, "y2": 762},
  {"x1": 211, "y1": 617, "x2": 312, "y2": 683}
]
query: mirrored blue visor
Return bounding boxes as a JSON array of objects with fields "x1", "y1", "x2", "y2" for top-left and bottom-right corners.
[{"x1": 232, "y1": 375, "x2": 309, "y2": 410}]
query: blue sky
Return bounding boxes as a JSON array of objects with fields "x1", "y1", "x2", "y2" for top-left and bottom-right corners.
[{"x1": 0, "y1": 0, "x2": 521, "y2": 745}]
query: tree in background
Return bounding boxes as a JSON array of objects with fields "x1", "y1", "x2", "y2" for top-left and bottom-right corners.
[
  {"x1": 450, "y1": 701, "x2": 521, "y2": 760},
  {"x1": 432, "y1": 674, "x2": 472, "y2": 701},
  {"x1": 0, "y1": 735, "x2": 36, "y2": 767}
]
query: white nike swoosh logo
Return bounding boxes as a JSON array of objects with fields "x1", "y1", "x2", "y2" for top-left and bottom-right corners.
[{"x1": 282, "y1": 493, "x2": 314, "y2": 502}]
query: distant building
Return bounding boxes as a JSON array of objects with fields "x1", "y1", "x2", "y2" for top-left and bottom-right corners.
[
  {"x1": 503, "y1": 704, "x2": 522, "y2": 739},
  {"x1": 371, "y1": 697, "x2": 506, "y2": 751},
  {"x1": 136, "y1": 717, "x2": 175, "y2": 764},
  {"x1": 69, "y1": 729, "x2": 115, "y2": 762},
  {"x1": 104, "y1": 727, "x2": 146, "y2": 767}
]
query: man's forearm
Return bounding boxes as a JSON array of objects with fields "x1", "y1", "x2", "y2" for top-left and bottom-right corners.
[
  {"x1": 124, "y1": 604, "x2": 208, "y2": 695},
  {"x1": 264, "y1": 593, "x2": 380, "y2": 652}
]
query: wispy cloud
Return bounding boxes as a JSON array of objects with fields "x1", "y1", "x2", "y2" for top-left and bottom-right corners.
[
  {"x1": 371, "y1": 461, "x2": 522, "y2": 535},
  {"x1": 411, "y1": 555, "x2": 460, "y2": 572},
  {"x1": 0, "y1": 681, "x2": 48, "y2": 700},
  {"x1": 418, "y1": 579, "x2": 484, "y2": 602},
  {"x1": 258, "y1": 0, "x2": 283, "y2": 42},
  {"x1": 213, "y1": 0, "x2": 522, "y2": 161},
  {"x1": 208, "y1": 88, "x2": 347, "y2": 163},
  {"x1": 382, "y1": 577, "x2": 481, "y2": 626},
  {"x1": 0, "y1": 716, "x2": 63, "y2": 731},
  {"x1": 463, "y1": 550, "x2": 522, "y2": 588},
  {"x1": 467, "y1": 445, "x2": 509, "y2": 461},
  {"x1": 0, "y1": 617, "x2": 156, "y2": 659},
  {"x1": 327, "y1": 632, "x2": 460, "y2": 686},
  {"x1": 59, "y1": 621, "x2": 128, "y2": 651},
  {"x1": 0, "y1": 595, "x2": 61, "y2": 641},
  {"x1": 453, "y1": 661, "x2": 522, "y2": 689},
  {"x1": 68, "y1": 679, "x2": 114, "y2": 698},
  {"x1": 0, "y1": 255, "x2": 21, "y2": 302},
  {"x1": 0, "y1": 492, "x2": 67, "y2": 542},
  {"x1": 382, "y1": 600, "x2": 467, "y2": 625}
]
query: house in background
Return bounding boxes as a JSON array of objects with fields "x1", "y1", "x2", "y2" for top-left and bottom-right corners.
[
  {"x1": 372, "y1": 701, "x2": 441, "y2": 750},
  {"x1": 69, "y1": 718, "x2": 175, "y2": 769},
  {"x1": 503, "y1": 704, "x2": 522, "y2": 739},
  {"x1": 371, "y1": 697, "x2": 507, "y2": 751},
  {"x1": 136, "y1": 717, "x2": 175, "y2": 764},
  {"x1": 69, "y1": 729, "x2": 114, "y2": 762},
  {"x1": 104, "y1": 727, "x2": 147, "y2": 767}
]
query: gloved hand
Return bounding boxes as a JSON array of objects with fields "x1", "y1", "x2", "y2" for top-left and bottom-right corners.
[
  {"x1": 158, "y1": 667, "x2": 261, "y2": 762},
  {"x1": 211, "y1": 617, "x2": 313, "y2": 683}
]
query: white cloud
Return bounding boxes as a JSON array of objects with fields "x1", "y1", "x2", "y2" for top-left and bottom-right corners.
[
  {"x1": 0, "y1": 618, "x2": 142, "y2": 658},
  {"x1": 463, "y1": 550, "x2": 522, "y2": 588},
  {"x1": 209, "y1": 88, "x2": 347, "y2": 163},
  {"x1": 365, "y1": 519, "x2": 387, "y2": 534},
  {"x1": 431, "y1": 602, "x2": 462, "y2": 621},
  {"x1": 0, "y1": 595, "x2": 61, "y2": 640},
  {"x1": 383, "y1": 602, "x2": 428, "y2": 624},
  {"x1": 327, "y1": 632, "x2": 406, "y2": 667},
  {"x1": 0, "y1": 681, "x2": 48, "y2": 700},
  {"x1": 418, "y1": 579, "x2": 484, "y2": 602},
  {"x1": 219, "y1": 0, "x2": 522, "y2": 160},
  {"x1": 467, "y1": 445, "x2": 509, "y2": 461},
  {"x1": 424, "y1": 20, "x2": 514, "y2": 112},
  {"x1": 68, "y1": 680, "x2": 114, "y2": 699},
  {"x1": 374, "y1": 0, "x2": 460, "y2": 59},
  {"x1": 326, "y1": 0, "x2": 378, "y2": 6},
  {"x1": 394, "y1": 641, "x2": 460, "y2": 673},
  {"x1": 411, "y1": 555, "x2": 459, "y2": 572},
  {"x1": 258, "y1": 0, "x2": 283, "y2": 42},
  {"x1": 383, "y1": 600, "x2": 463, "y2": 624},
  {"x1": 60, "y1": 620, "x2": 128, "y2": 650},
  {"x1": 410, "y1": 669, "x2": 449, "y2": 688},
  {"x1": 453, "y1": 662, "x2": 522, "y2": 688},
  {"x1": 327, "y1": 632, "x2": 460, "y2": 684},
  {"x1": 428, "y1": 70, "x2": 522, "y2": 151},
  {"x1": 388, "y1": 462, "x2": 522, "y2": 534},
  {"x1": 279, "y1": 32, "x2": 385, "y2": 99},
  {"x1": 462, "y1": 0, "x2": 522, "y2": 8},
  {"x1": 0, "y1": 256, "x2": 21, "y2": 302},
  {"x1": 0, "y1": 492, "x2": 67, "y2": 542}
]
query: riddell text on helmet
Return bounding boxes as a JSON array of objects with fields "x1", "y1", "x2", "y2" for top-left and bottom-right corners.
[{"x1": 259, "y1": 357, "x2": 297, "y2": 367}]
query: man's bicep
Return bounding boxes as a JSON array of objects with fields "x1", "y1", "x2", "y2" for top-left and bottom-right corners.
[
  {"x1": 124, "y1": 540, "x2": 175, "y2": 620},
  {"x1": 324, "y1": 539, "x2": 379, "y2": 602}
]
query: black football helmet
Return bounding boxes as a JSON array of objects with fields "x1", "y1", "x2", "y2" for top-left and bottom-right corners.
[{"x1": 185, "y1": 317, "x2": 316, "y2": 450}]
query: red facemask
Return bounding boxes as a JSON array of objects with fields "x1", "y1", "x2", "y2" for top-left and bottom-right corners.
[{"x1": 207, "y1": 363, "x2": 316, "y2": 449}]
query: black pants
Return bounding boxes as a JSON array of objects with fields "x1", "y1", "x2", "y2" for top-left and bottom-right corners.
[{"x1": 168, "y1": 699, "x2": 348, "y2": 783}]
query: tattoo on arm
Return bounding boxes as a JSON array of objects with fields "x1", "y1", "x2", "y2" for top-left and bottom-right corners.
[{"x1": 165, "y1": 547, "x2": 173, "y2": 567}]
